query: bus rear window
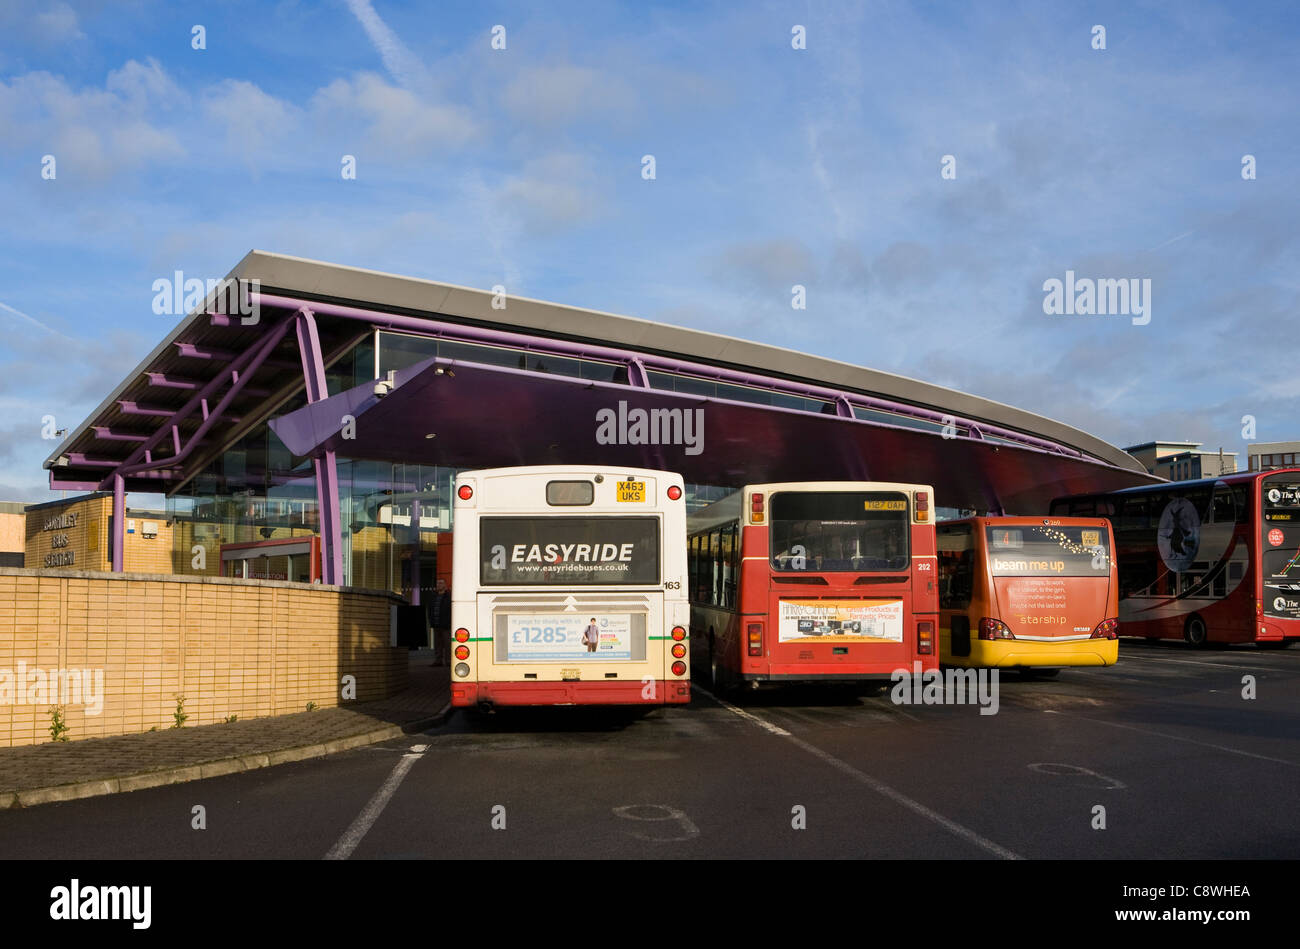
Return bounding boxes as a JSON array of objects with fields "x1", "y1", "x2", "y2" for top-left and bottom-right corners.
[
  {"x1": 480, "y1": 516, "x2": 659, "y2": 585},
  {"x1": 770, "y1": 491, "x2": 909, "y2": 572},
  {"x1": 986, "y1": 524, "x2": 1111, "y2": 577}
]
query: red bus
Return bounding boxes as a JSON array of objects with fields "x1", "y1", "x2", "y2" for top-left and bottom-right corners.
[
  {"x1": 688, "y1": 481, "x2": 939, "y2": 688},
  {"x1": 1050, "y1": 469, "x2": 1300, "y2": 648}
]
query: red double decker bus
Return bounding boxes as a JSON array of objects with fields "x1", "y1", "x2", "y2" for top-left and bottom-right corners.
[
  {"x1": 1050, "y1": 469, "x2": 1300, "y2": 647},
  {"x1": 688, "y1": 481, "x2": 939, "y2": 688}
]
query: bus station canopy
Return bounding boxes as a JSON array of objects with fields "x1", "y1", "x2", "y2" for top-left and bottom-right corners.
[
  {"x1": 268, "y1": 352, "x2": 1153, "y2": 513},
  {"x1": 45, "y1": 250, "x2": 1160, "y2": 515}
]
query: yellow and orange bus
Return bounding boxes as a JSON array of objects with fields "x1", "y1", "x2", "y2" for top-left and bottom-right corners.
[{"x1": 936, "y1": 516, "x2": 1119, "y2": 671}]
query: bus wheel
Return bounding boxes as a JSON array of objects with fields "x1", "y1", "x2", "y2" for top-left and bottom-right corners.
[{"x1": 1184, "y1": 615, "x2": 1209, "y2": 648}]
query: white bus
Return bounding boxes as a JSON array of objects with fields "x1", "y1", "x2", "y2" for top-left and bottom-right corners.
[{"x1": 449, "y1": 466, "x2": 690, "y2": 707}]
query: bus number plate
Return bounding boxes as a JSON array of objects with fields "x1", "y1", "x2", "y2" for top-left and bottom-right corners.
[
  {"x1": 616, "y1": 480, "x2": 645, "y2": 503},
  {"x1": 561, "y1": 668, "x2": 581, "y2": 681}
]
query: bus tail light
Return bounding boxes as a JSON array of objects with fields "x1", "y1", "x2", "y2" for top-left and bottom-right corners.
[
  {"x1": 747, "y1": 622, "x2": 763, "y2": 656},
  {"x1": 457, "y1": 483, "x2": 473, "y2": 501},
  {"x1": 671, "y1": 625, "x2": 686, "y2": 641},
  {"x1": 454, "y1": 662, "x2": 471, "y2": 678},
  {"x1": 978, "y1": 617, "x2": 1015, "y2": 640},
  {"x1": 671, "y1": 660, "x2": 687, "y2": 676},
  {"x1": 454, "y1": 628, "x2": 470, "y2": 643},
  {"x1": 667, "y1": 485, "x2": 682, "y2": 501},
  {"x1": 751, "y1": 492, "x2": 764, "y2": 523},
  {"x1": 917, "y1": 620, "x2": 934, "y2": 654},
  {"x1": 1091, "y1": 617, "x2": 1119, "y2": 640},
  {"x1": 454, "y1": 644, "x2": 470, "y2": 660},
  {"x1": 915, "y1": 491, "x2": 929, "y2": 522},
  {"x1": 672, "y1": 643, "x2": 686, "y2": 659}
]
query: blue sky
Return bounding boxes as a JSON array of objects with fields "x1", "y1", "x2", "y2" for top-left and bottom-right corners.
[{"x1": 1, "y1": 0, "x2": 1298, "y2": 501}]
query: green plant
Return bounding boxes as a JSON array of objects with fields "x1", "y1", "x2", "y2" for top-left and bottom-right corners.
[
  {"x1": 172, "y1": 695, "x2": 188, "y2": 728},
  {"x1": 305, "y1": 701, "x2": 318, "y2": 712},
  {"x1": 148, "y1": 726, "x2": 159, "y2": 732},
  {"x1": 223, "y1": 714, "x2": 238, "y2": 724},
  {"x1": 49, "y1": 706, "x2": 69, "y2": 742}
]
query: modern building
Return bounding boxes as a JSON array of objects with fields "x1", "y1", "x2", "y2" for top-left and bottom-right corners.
[
  {"x1": 40, "y1": 251, "x2": 1159, "y2": 598},
  {"x1": 1123, "y1": 440, "x2": 1237, "y2": 481},
  {"x1": 1246, "y1": 441, "x2": 1300, "y2": 472}
]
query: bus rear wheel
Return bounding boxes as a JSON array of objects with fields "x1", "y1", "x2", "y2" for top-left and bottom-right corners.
[{"x1": 1184, "y1": 615, "x2": 1209, "y2": 648}]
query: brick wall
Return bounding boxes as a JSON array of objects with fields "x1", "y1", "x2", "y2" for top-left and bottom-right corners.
[
  {"x1": 0, "y1": 568, "x2": 408, "y2": 747},
  {"x1": 24, "y1": 495, "x2": 175, "y2": 574}
]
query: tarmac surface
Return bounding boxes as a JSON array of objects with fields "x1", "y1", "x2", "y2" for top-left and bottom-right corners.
[{"x1": 0, "y1": 639, "x2": 1296, "y2": 859}]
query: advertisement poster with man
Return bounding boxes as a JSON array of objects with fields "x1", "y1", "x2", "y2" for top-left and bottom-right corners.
[{"x1": 504, "y1": 613, "x2": 635, "y2": 661}]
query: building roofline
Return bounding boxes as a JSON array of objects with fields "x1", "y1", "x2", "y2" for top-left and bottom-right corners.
[{"x1": 44, "y1": 250, "x2": 1147, "y2": 477}]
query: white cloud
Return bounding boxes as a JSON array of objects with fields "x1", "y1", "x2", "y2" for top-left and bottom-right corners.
[
  {"x1": 502, "y1": 64, "x2": 636, "y2": 127},
  {"x1": 497, "y1": 153, "x2": 604, "y2": 235},
  {"x1": 0, "y1": 61, "x2": 186, "y2": 180},
  {"x1": 310, "y1": 73, "x2": 478, "y2": 157}
]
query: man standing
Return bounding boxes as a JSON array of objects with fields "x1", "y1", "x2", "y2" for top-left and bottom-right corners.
[
  {"x1": 582, "y1": 617, "x2": 600, "y2": 653},
  {"x1": 429, "y1": 576, "x2": 452, "y2": 665}
]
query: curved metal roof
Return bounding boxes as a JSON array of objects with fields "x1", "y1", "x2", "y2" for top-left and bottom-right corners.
[{"x1": 43, "y1": 250, "x2": 1152, "y2": 507}]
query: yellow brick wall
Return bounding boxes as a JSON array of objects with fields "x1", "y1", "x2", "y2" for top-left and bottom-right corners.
[
  {"x1": 0, "y1": 568, "x2": 408, "y2": 747},
  {"x1": 0, "y1": 512, "x2": 24, "y2": 558},
  {"x1": 25, "y1": 496, "x2": 175, "y2": 574}
]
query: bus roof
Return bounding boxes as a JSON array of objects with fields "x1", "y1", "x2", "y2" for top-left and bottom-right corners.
[
  {"x1": 457, "y1": 465, "x2": 684, "y2": 483},
  {"x1": 939, "y1": 514, "x2": 1113, "y2": 527},
  {"x1": 687, "y1": 480, "x2": 937, "y2": 534},
  {"x1": 1052, "y1": 467, "x2": 1300, "y2": 503}
]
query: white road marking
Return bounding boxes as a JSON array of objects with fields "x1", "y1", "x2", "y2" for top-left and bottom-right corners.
[
  {"x1": 694, "y1": 686, "x2": 792, "y2": 736},
  {"x1": 1121, "y1": 654, "x2": 1292, "y2": 674},
  {"x1": 694, "y1": 685, "x2": 1021, "y2": 860},
  {"x1": 1042, "y1": 710, "x2": 1300, "y2": 768},
  {"x1": 324, "y1": 745, "x2": 427, "y2": 860},
  {"x1": 1028, "y1": 762, "x2": 1127, "y2": 789}
]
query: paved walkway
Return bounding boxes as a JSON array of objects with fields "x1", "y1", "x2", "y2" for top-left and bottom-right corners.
[{"x1": 0, "y1": 652, "x2": 451, "y2": 809}]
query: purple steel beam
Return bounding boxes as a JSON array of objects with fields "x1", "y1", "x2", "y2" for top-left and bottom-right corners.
[
  {"x1": 91, "y1": 427, "x2": 149, "y2": 442},
  {"x1": 145, "y1": 372, "x2": 201, "y2": 390},
  {"x1": 66, "y1": 454, "x2": 124, "y2": 467},
  {"x1": 174, "y1": 341, "x2": 235, "y2": 360},
  {"x1": 627, "y1": 358, "x2": 649, "y2": 388},
  {"x1": 251, "y1": 291, "x2": 1083, "y2": 461},
  {"x1": 111, "y1": 473, "x2": 124, "y2": 572},
  {"x1": 174, "y1": 340, "x2": 301, "y2": 373},
  {"x1": 102, "y1": 311, "x2": 297, "y2": 486},
  {"x1": 117, "y1": 401, "x2": 176, "y2": 417},
  {"x1": 410, "y1": 497, "x2": 421, "y2": 607},
  {"x1": 50, "y1": 478, "x2": 103, "y2": 491},
  {"x1": 295, "y1": 309, "x2": 344, "y2": 586}
]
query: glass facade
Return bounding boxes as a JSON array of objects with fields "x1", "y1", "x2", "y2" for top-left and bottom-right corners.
[{"x1": 160, "y1": 324, "x2": 996, "y2": 596}]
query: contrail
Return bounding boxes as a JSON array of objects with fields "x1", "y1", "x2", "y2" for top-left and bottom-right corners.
[
  {"x1": 344, "y1": 0, "x2": 428, "y2": 89},
  {"x1": 1144, "y1": 230, "x2": 1194, "y2": 254},
  {"x1": 0, "y1": 300, "x2": 76, "y2": 343}
]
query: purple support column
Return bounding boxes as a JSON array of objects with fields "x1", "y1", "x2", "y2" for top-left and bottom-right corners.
[
  {"x1": 296, "y1": 309, "x2": 346, "y2": 585},
  {"x1": 409, "y1": 497, "x2": 421, "y2": 606},
  {"x1": 111, "y1": 473, "x2": 125, "y2": 572}
]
